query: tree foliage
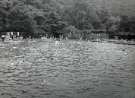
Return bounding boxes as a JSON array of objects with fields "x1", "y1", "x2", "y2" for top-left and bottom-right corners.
[
  {"x1": 63, "y1": 0, "x2": 100, "y2": 30},
  {"x1": 0, "y1": 0, "x2": 134, "y2": 38}
]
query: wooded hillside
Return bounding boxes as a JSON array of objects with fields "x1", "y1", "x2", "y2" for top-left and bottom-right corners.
[{"x1": 0, "y1": 0, "x2": 135, "y2": 38}]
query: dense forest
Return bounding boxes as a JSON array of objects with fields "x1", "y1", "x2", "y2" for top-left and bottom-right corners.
[{"x1": 0, "y1": 0, "x2": 135, "y2": 39}]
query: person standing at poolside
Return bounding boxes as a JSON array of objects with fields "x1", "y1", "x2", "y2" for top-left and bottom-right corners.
[
  {"x1": 1, "y1": 35, "x2": 5, "y2": 42},
  {"x1": 10, "y1": 32, "x2": 14, "y2": 39}
]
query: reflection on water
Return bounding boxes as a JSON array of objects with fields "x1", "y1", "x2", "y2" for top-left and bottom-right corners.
[{"x1": 0, "y1": 40, "x2": 135, "y2": 98}]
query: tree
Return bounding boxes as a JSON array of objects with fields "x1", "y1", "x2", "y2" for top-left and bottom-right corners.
[
  {"x1": 0, "y1": 0, "x2": 44, "y2": 38},
  {"x1": 42, "y1": 12, "x2": 66, "y2": 37},
  {"x1": 63, "y1": 0, "x2": 101, "y2": 30},
  {"x1": 0, "y1": 0, "x2": 33, "y2": 32}
]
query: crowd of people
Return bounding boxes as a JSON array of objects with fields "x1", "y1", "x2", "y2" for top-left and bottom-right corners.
[{"x1": 0, "y1": 32, "x2": 20, "y2": 42}]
